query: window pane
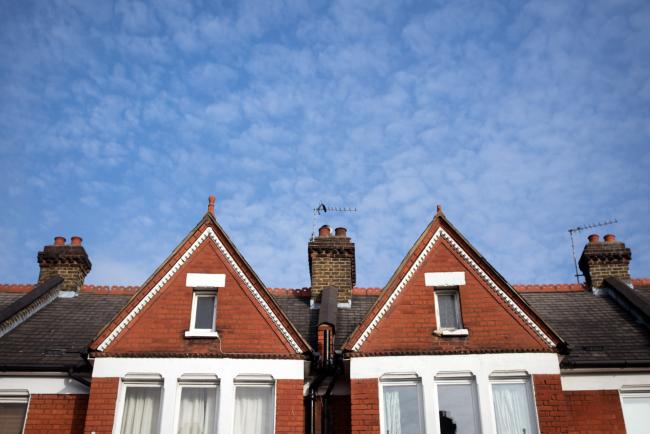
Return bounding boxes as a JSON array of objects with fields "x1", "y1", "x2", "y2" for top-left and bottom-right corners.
[
  {"x1": 234, "y1": 386, "x2": 274, "y2": 434},
  {"x1": 438, "y1": 383, "x2": 480, "y2": 434},
  {"x1": 492, "y1": 382, "x2": 538, "y2": 434},
  {"x1": 178, "y1": 387, "x2": 218, "y2": 434},
  {"x1": 438, "y1": 294, "x2": 459, "y2": 329},
  {"x1": 621, "y1": 393, "x2": 650, "y2": 434},
  {"x1": 195, "y1": 296, "x2": 215, "y2": 330},
  {"x1": 121, "y1": 387, "x2": 161, "y2": 434},
  {"x1": 383, "y1": 384, "x2": 423, "y2": 434},
  {"x1": 0, "y1": 402, "x2": 27, "y2": 434}
]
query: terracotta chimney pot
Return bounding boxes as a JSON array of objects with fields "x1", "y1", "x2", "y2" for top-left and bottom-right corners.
[
  {"x1": 604, "y1": 234, "x2": 616, "y2": 243},
  {"x1": 587, "y1": 234, "x2": 600, "y2": 243},
  {"x1": 54, "y1": 236, "x2": 66, "y2": 246},
  {"x1": 335, "y1": 227, "x2": 347, "y2": 237},
  {"x1": 319, "y1": 225, "x2": 331, "y2": 237},
  {"x1": 70, "y1": 236, "x2": 82, "y2": 246}
]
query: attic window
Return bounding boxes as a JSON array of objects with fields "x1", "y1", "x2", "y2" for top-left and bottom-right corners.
[
  {"x1": 185, "y1": 290, "x2": 218, "y2": 338},
  {"x1": 184, "y1": 273, "x2": 224, "y2": 338},
  {"x1": 434, "y1": 288, "x2": 468, "y2": 336}
]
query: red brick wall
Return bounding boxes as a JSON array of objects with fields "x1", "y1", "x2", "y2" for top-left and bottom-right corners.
[
  {"x1": 532, "y1": 375, "x2": 570, "y2": 433},
  {"x1": 83, "y1": 377, "x2": 119, "y2": 434},
  {"x1": 359, "y1": 240, "x2": 548, "y2": 353},
  {"x1": 107, "y1": 241, "x2": 295, "y2": 355},
  {"x1": 565, "y1": 389, "x2": 627, "y2": 433},
  {"x1": 350, "y1": 379, "x2": 379, "y2": 434},
  {"x1": 276, "y1": 379, "x2": 304, "y2": 433},
  {"x1": 24, "y1": 394, "x2": 88, "y2": 434}
]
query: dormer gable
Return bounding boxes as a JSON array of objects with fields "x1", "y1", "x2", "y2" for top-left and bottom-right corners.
[
  {"x1": 90, "y1": 196, "x2": 310, "y2": 357},
  {"x1": 344, "y1": 206, "x2": 564, "y2": 355}
]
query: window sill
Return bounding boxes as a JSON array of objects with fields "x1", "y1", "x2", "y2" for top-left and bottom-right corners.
[
  {"x1": 184, "y1": 330, "x2": 220, "y2": 338},
  {"x1": 434, "y1": 328, "x2": 469, "y2": 337}
]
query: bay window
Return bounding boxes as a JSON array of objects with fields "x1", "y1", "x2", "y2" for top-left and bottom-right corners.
[
  {"x1": 435, "y1": 372, "x2": 481, "y2": 434},
  {"x1": 233, "y1": 375, "x2": 275, "y2": 434},
  {"x1": 175, "y1": 374, "x2": 219, "y2": 434},
  {"x1": 490, "y1": 373, "x2": 538, "y2": 434},
  {"x1": 118, "y1": 374, "x2": 163, "y2": 434},
  {"x1": 0, "y1": 391, "x2": 28, "y2": 434},
  {"x1": 380, "y1": 373, "x2": 424, "y2": 434}
]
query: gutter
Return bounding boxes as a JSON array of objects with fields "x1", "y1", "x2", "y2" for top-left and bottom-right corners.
[{"x1": 562, "y1": 359, "x2": 650, "y2": 369}]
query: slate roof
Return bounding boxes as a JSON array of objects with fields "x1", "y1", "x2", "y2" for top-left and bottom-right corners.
[
  {"x1": 522, "y1": 291, "x2": 650, "y2": 367},
  {"x1": 0, "y1": 293, "x2": 131, "y2": 370},
  {"x1": 273, "y1": 294, "x2": 378, "y2": 349},
  {"x1": 634, "y1": 285, "x2": 650, "y2": 306},
  {"x1": 0, "y1": 293, "x2": 24, "y2": 310}
]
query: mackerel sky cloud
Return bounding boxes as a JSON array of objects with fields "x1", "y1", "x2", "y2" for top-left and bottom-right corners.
[{"x1": 1, "y1": 0, "x2": 649, "y2": 288}]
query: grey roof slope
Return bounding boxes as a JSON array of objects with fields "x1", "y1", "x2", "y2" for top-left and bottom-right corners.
[
  {"x1": 273, "y1": 294, "x2": 378, "y2": 349},
  {"x1": 523, "y1": 291, "x2": 650, "y2": 367},
  {"x1": 0, "y1": 293, "x2": 131, "y2": 370},
  {"x1": 0, "y1": 293, "x2": 24, "y2": 310}
]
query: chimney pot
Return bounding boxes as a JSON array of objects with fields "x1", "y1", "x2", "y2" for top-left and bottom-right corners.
[
  {"x1": 335, "y1": 227, "x2": 347, "y2": 237},
  {"x1": 70, "y1": 236, "x2": 82, "y2": 246},
  {"x1": 208, "y1": 195, "x2": 216, "y2": 215},
  {"x1": 54, "y1": 236, "x2": 66, "y2": 246},
  {"x1": 318, "y1": 225, "x2": 331, "y2": 237},
  {"x1": 588, "y1": 234, "x2": 600, "y2": 243},
  {"x1": 604, "y1": 234, "x2": 616, "y2": 243}
]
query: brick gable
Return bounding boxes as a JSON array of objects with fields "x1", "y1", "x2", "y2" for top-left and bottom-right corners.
[
  {"x1": 345, "y1": 212, "x2": 562, "y2": 354},
  {"x1": 90, "y1": 213, "x2": 309, "y2": 356}
]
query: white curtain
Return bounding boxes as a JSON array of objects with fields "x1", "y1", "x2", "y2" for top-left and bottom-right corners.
[
  {"x1": 177, "y1": 387, "x2": 217, "y2": 434},
  {"x1": 233, "y1": 386, "x2": 274, "y2": 434},
  {"x1": 120, "y1": 387, "x2": 161, "y2": 434},
  {"x1": 384, "y1": 388, "x2": 402, "y2": 434},
  {"x1": 383, "y1": 385, "x2": 423, "y2": 434},
  {"x1": 492, "y1": 383, "x2": 537, "y2": 434}
]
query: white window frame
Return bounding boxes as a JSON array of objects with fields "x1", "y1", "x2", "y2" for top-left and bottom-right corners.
[
  {"x1": 113, "y1": 373, "x2": 164, "y2": 434},
  {"x1": 619, "y1": 386, "x2": 650, "y2": 434},
  {"x1": 434, "y1": 372, "x2": 481, "y2": 434},
  {"x1": 488, "y1": 371, "x2": 539, "y2": 434},
  {"x1": 434, "y1": 288, "x2": 468, "y2": 336},
  {"x1": 232, "y1": 374, "x2": 276, "y2": 434},
  {"x1": 378, "y1": 373, "x2": 426, "y2": 434},
  {"x1": 0, "y1": 390, "x2": 29, "y2": 434},
  {"x1": 185, "y1": 289, "x2": 219, "y2": 338},
  {"x1": 173, "y1": 374, "x2": 220, "y2": 434}
]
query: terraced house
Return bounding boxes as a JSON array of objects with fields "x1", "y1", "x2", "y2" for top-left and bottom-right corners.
[{"x1": 1, "y1": 196, "x2": 649, "y2": 433}]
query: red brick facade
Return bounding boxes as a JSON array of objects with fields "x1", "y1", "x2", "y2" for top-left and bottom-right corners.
[
  {"x1": 83, "y1": 377, "x2": 119, "y2": 434},
  {"x1": 276, "y1": 379, "x2": 305, "y2": 433},
  {"x1": 350, "y1": 379, "x2": 379, "y2": 434},
  {"x1": 24, "y1": 394, "x2": 88, "y2": 434},
  {"x1": 346, "y1": 217, "x2": 558, "y2": 355},
  {"x1": 532, "y1": 375, "x2": 570, "y2": 433},
  {"x1": 565, "y1": 389, "x2": 627, "y2": 434}
]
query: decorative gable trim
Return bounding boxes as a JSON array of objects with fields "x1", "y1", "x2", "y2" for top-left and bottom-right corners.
[
  {"x1": 96, "y1": 227, "x2": 302, "y2": 353},
  {"x1": 350, "y1": 227, "x2": 555, "y2": 351}
]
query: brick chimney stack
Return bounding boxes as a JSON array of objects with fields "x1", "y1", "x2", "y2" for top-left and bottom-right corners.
[
  {"x1": 38, "y1": 236, "x2": 92, "y2": 293},
  {"x1": 579, "y1": 233, "x2": 631, "y2": 291},
  {"x1": 308, "y1": 225, "x2": 356, "y2": 305}
]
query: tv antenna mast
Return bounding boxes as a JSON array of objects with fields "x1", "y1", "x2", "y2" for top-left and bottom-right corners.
[
  {"x1": 312, "y1": 202, "x2": 357, "y2": 239},
  {"x1": 568, "y1": 219, "x2": 617, "y2": 284}
]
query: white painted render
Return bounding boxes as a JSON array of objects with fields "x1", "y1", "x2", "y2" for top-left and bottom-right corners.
[
  {"x1": 185, "y1": 273, "x2": 226, "y2": 288},
  {"x1": 93, "y1": 357, "x2": 304, "y2": 434},
  {"x1": 351, "y1": 353, "x2": 560, "y2": 434},
  {"x1": 561, "y1": 372, "x2": 650, "y2": 391},
  {"x1": 424, "y1": 271, "x2": 466, "y2": 287},
  {"x1": 0, "y1": 373, "x2": 89, "y2": 394}
]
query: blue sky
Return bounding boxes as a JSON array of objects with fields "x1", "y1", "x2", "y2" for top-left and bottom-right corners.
[{"x1": 1, "y1": 0, "x2": 649, "y2": 288}]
